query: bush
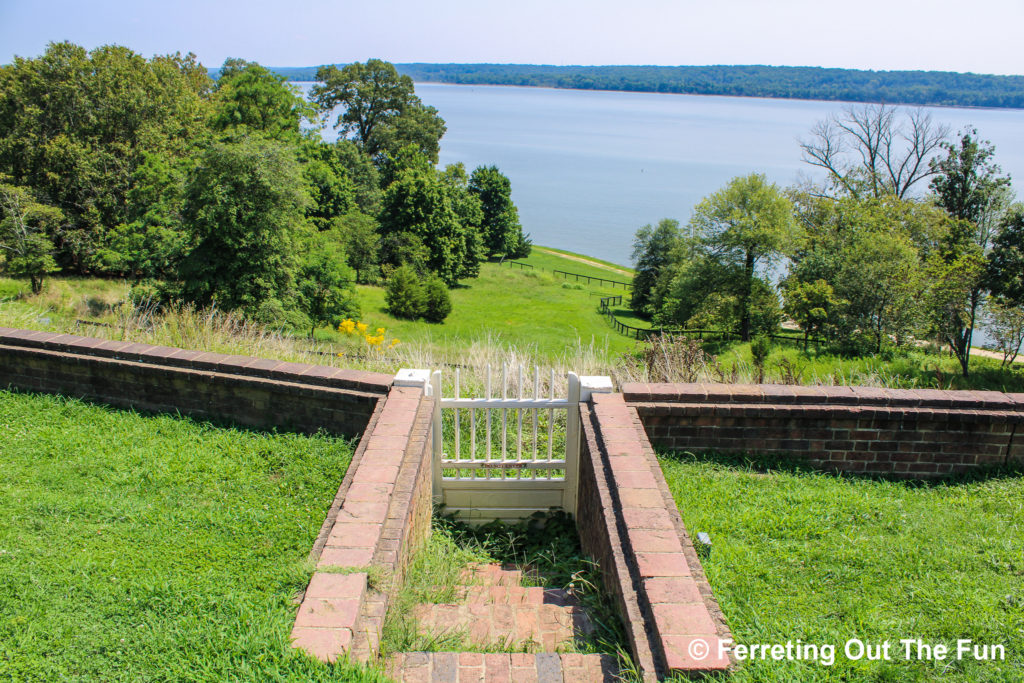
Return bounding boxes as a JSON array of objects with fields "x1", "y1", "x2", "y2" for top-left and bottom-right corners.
[
  {"x1": 422, "y1": 275, "x2": 453, "y2": 323},
  {"x1": 385, "y1": 265, "x2": 426, "y2": 319}
]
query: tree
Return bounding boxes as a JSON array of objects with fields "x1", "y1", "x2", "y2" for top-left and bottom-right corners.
[
  {"x1": 468, "y1": 166, "x2": 525, "y2": 257},
  {"x1": 294, "y1": 229, "x2": 359, "y2": 337},
  {"x1": 689, "y1": 174, "x2": 797, "y2": 340},
  {"x1": 0, "y1": 182, "x2": 62, "y2": 293},
  {"x1": 441, "y1": 164, "x2": 485, "y2": 280},
  {"x1": 800, "y1": 104, "x2": 948, "y2": 199},
  {"x1": 988, "y1": 208, "x2": 1024, "y2": 307},
  {"x1": 210, "y1": 59, "x2": 312, "y2": 141},
  {"x1": 782, "y1": 279, "x2": 842, "y2": 350},
  {"x1": 923, "y1": 220, "x2": 988, "y2": 376},
  {"x1": 630, "y1": 219, "x2": 682, "y2": 315},
  {"x1": 177, "y1": 138, "x2": 308, "y2": 317},
  {"x1": 422, "y1": 274, "x2": 453, "y2": 323},
  {"x1": 837, "y1": 228, "x2": 923, "y2": 353},
  {"x1": 385, "y1": 264, "x2": 426, "y2": 319},
  {"x1": 927, "y1": 129, "x2": 1013, "y2": 376},
  {"x1": 300, "y1": 141, "x2": 356, "y2": 230},
  {"x1": 379, "y1": 168, "x2": 476, "y2": 286},
  {"x1": 985, "y1": 299, "x2": 1024, "y2": 367},
  {"x1": 0, "y1": 42, "x2": 212, "y2": 272},
  {"x1": 332, "y1": 211, "x2": 380, "y2": 284},
  {"x1": 311, "y1": 59, "x2": 446, "y2": 162}
]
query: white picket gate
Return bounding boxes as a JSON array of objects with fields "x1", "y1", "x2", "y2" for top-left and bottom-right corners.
[{"x1": 425, "y1": 366, "x2": 581, "y2": 523}]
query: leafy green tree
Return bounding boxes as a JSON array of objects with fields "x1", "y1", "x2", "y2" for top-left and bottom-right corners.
[
  {"x1": 385, "y1": 264, "x2": 426, "y2": 319},
  {"x1": 332, "y1": 140, "x2": 382, "y2": 215},
  {"x1": 984, "y1": 298, "x2": 1024, "y2": 367},
  {"x1": 95, "y1": 152, "x2": 191, "y2": 281},
  {"x1": 0, "y1": 42, "x2": 212, "y2": 272},
  {"x1": 311, "y1": 59, "x2": 445, "y2": 162},
  {"x1": 294, "y1": 229, "x2": 359, "y2": 337},
  {"x1": 689, "y1": 174, "x2": 797, "y2": 340},
  {"x1": 379, "y1": 168, "x2": 475, "y2": 286},
  {"x1": 782, "y1": 279, "x2": 842, "y2": 349},
  {"x1": 924, "y1": 220, "x2": 988, "y2": 376},
  {"x1": 837, "y1": 228, "x2": 923, "y2": 353},
  {"x1": 630, "y1": 219, "x2": 682, "y2": 315},
  {"x1": 332, "y1": 211, "x2": 380, "y2": 284},
  {"x1": 988, "y1": 208, "x2": 1024, "y2": 307},
  {"x1": 210, "y1": 59, "x2": 312, "y2": 141},
  {"x1": 468, "y1": 166, "x2": 525, "y2": 257},
  {"x1": 422, "y1": 274, "x2": 453, "y2": 323},
  {"x1": 0, "y1": 182, "x2": 62, "y2": 293},
  {"x1": 927, "y1": 129, "x2": 1013, "y2": 375},
  {"x1": 441, "y1": 163, "x2": 485, "y2": 280},
  {"x1": 177, "y1": 138, "x2": 308, "y2": 317},
  {"x1": 300, "y1": 141, "x2": 356, "y2": 230}
]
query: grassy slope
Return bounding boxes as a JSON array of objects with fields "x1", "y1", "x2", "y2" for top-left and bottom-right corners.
[
  {"x1": 0, "y1": 391, "x2": 382, "y2": 682},
  {"x1": 659, "y1": 454, "x2": 1024, "y2": 683},
  {"x1": 349, "y1": 259, "x2": 640, "y2": 359}
]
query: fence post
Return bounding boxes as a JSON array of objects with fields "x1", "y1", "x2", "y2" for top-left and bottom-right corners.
[
  {"x1": 429, "y1": 370, "x2": 443, "y2": 503},
  {"x1": 563, "y1": 372, "x2": 582, "y2": 516}
]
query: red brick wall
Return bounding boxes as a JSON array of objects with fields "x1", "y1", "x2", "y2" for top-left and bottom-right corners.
[
  {"x1": 0, "y1": 327, "x2": 392, "y2": 437},
  {"x1": 624, "y1": 383, "x2": 1024, "y2": 478},
  {"x1": 578, "y1": 394, "x2": 732, "y2": 679}
]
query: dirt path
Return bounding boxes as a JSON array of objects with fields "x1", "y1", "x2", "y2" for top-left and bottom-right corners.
[
  {"x1": 534, "y1": 247, "x2": 633, "y2": 277},
  {"x1": 971, "y1": 346, "x2": 1023, "y2": 364}
]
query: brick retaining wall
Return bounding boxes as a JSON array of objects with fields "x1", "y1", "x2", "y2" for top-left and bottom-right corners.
[
  {"x1": 625, "y1": 383, "x2": 1024, "y2": 478},
  {"x1": 578, "y1": 392, "x2": 732, "y2": 678},
  {"x1": 0, "y1": 327, "x2": 391, "y2": 436}
]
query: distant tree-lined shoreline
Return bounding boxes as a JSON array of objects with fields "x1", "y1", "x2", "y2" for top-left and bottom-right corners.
[{"x1": 208, "y1": 63, "x2": 1024, "y2": 110}]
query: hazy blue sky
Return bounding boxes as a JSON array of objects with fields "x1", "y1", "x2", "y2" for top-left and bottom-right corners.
[{"x1": 2, "y1": 0, "x2": 1022, "y2": 75}]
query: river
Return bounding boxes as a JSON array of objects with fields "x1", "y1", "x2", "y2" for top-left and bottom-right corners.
[{"x1": 304, "y1": 82, "x2": 1024, "y2": 267}]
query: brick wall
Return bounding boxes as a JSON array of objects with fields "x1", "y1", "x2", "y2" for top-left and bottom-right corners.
[
  {"x1": 625, "y1": 383, "x2": 1024, "y2": 478},
  {"x1": 0, "y1": 328, "x2": 391, "y2": 436},
  {"x1": 578, "y1": 393, "x2": 732, "y2": 679}
]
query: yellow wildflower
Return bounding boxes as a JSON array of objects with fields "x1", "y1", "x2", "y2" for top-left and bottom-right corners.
[{"x1": 356, "y1": 322, "x2": 368, "y2": 334}]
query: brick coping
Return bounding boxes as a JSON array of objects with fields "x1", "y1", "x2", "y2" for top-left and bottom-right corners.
[
  {"x1": 623, "y1": 382, "x2": 1024, "y2": 410},
  {"x1": 0, "y1": 327, "x2": 393, "y2": 394}
]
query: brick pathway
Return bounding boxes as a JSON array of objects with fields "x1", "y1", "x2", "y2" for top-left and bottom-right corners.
[{"x1": 387, "y1": 563, "x2": 618, "y2": 682}]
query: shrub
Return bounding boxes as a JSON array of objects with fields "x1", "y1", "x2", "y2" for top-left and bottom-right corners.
[
  {"x1": 422, "y1": 275, "x2": 453, "y2": 323},
  {"x1": 385, "y1": 265, "x2": 426, "y2": 319}
]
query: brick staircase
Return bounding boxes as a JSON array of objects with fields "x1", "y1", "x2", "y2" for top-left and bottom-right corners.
[{"x1": 386, "y1": 563, "x2": 619, "y2": 682}]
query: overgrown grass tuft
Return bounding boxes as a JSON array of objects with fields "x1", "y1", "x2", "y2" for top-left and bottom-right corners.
[
  {"x1": 0, "y1": 390, "x2": 383, "y2": 682},
  {"x1": 658, "y1": 450, "x2": 1024, "y2": 682}
]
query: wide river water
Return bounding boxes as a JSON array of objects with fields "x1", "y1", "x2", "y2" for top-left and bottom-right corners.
[{"x1": 304, "y1": 82, "x2": 1024, "y2": 267}]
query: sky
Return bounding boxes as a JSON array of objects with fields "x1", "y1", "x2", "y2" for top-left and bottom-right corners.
[{"x1": 1, "y1": 0, "x2": 1022, "y2": 75}]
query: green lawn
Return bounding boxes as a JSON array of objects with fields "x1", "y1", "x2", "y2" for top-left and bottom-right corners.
[
  {"x1": 347, "y1": 260, "x2": 641, "y2": 359},
  {"x1": 659, "y1": 453, "x2": 1024, "y2": 682},
  {"x1": 0, "y1": 390, "x2": 383, "y2": 682}
]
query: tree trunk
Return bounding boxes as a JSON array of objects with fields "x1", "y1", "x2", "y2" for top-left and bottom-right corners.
[{"x1": 740, "y1": 250, "x2": 754, "y2": 342}]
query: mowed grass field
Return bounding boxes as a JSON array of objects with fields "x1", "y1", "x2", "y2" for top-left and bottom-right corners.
[
  {"x1": 348, "y1": 255, "x2": 641, "y2": 360},
  {"x1": 0, "y1": 390, "x2": 383, "y2": 682},
  {"x1": 659, "y1": 453, "x2": 1024, "y2": 682}
]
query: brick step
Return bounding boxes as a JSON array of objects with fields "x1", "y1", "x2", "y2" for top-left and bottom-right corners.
[
  {"x1": 453, "y1": 585, "x2": 575, "y2": 607},
  {"x1": 412, "y1": 602, "x2": 592, "y2": 651},
  {"x1": 387, "y1": 651, "x2": 619, "y2": 683},
  {"x1": 459, "y1": 562, "x2": 536, "y2": 587}
]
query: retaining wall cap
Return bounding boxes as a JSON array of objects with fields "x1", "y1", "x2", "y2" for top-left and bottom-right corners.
[
  {"x1": 621, "y1": 381, "x2": 1023, "y2": 411},
  {"x1": 0, "y1": 326, "x2": 393, "y2": 392}
]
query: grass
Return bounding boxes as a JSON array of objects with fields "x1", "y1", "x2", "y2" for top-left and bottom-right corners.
[
  {"x1": 0, "y1": 390, "x2": 384, "y2": 682},
  {"x1": 349, "y1": 261, "x2": 639, "y2": 359},
  {"x1": 512, "y1": 247, "x2": 634, "y2": 280},
  {"x1": 658, "y1": 451, "x2": 1024, "y2": 682},
  {"x1": 3, "y1": 245, "x2": 1024, "y2": 393},
  {"x1": 710, "y1": 341, "x2": 1024, "y2": 393}
]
